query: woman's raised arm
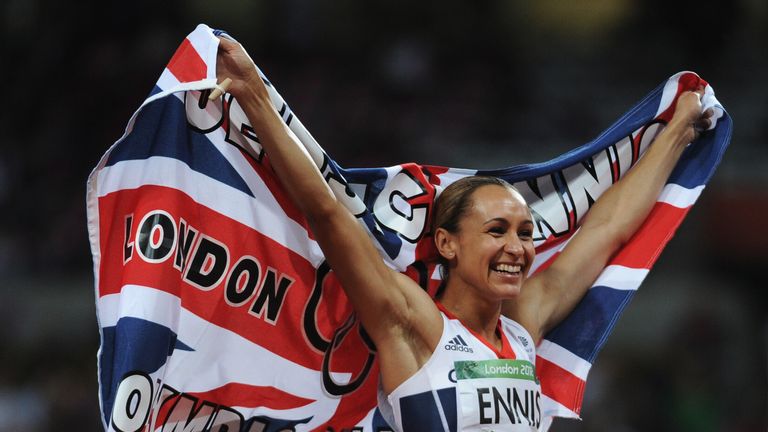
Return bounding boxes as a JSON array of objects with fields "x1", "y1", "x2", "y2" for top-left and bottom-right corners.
[
  {"x1": 506, "y1": 91, "x2": 713, "y2": 343},
  {"x1": 214, "y1": 38, "x2": 441, "y2": 356}
]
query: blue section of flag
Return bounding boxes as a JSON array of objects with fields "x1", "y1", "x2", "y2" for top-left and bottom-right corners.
[
  {"x1": 341, "y1": 167, "x2": 406, "y2": 259},
  {"x1": 668, "y1": 114, "x2": 732, "y2": 189},
  {"x1": 372, "y1": 408, "x2": 395, "y2": 431},
  {"x1": 544, "y1": 286, "x2": 634, "y2": 362},
  {"x1": 149, "y1": 85, "x2": 163, "y2": 97},
  {"x1": 106, "y1": 95, "x2": 254, "y2": 197},
  {"x1": 99, "y1": 317, "x2": 191, "y2": 423}
]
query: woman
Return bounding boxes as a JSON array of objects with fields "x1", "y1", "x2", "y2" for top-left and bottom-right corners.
[{"x1": 215, "y1": 37, "x2": 711, "y2": 431}]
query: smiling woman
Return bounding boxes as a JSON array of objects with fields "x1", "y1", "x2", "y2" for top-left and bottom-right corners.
[{"x1": 212, "y1": 32, "x2": 713, "y2": 431}]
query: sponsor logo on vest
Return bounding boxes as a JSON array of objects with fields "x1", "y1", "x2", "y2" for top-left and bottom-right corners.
[
  {"x1": 517, "y1": 335, "x2": 529, "y2": 347},
  {"x1": 445, "y1": 335, "x2": 474, "y2": 353}
]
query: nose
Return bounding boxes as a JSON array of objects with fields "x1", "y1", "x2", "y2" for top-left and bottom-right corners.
[{"x1": 504, "y1": 234, "x2": 524, "y2": 256}]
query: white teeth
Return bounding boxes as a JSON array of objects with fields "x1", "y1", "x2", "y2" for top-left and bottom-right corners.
[{"x1": 494, "y1": 264, "x2": 521, "y2": 274}]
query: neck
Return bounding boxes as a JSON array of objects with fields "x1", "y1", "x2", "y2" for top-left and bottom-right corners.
[{"x1": 438, "y1": 282, "x2": 503, "y2": 343}]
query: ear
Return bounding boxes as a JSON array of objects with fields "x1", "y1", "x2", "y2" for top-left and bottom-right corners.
[{"x1": 434, "y1": 227, "x2": 457, "y2": 261}]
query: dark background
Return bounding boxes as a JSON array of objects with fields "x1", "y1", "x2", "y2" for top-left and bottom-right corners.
[{"x1": 1, "y1": 1, "x2": 766, "y2": 431}]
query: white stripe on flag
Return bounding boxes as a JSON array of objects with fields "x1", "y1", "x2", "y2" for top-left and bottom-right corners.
[
  {"x1": 657, "y1": 74, "x2": 682, "y2": 118},
  {"x1": 592, "y1": 265, "x2": 649, "y2": 292},
  {"x1": 157, "y1": 68, "x2": 182, "y2": 95},
  {"x1": 537, "y1": 339, "x2": 592, "y2": 382},
  {"x1": 435, "y1": 168, "x2": 478, "y2": 189},
  {"x1": 98, "y1": 285, "x2": 180, "y2": 328},
  {"x1": 658, "y1": 183, "x2": 703, "y2": 208},
  {"x1": 96, "y1": 157, "x2": 324, "y2": 265},
  {"x1": 540, "y1": 393, "x2": 580, "y2": 420}
]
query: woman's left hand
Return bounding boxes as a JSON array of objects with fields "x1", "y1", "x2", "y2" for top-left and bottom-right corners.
[{"x1": 671, "y1": 90, "x2": 714, "y2": 143}]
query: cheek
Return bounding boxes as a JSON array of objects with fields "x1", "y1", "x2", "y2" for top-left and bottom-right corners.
[
  {"x1": 462, "y1": 236, "x2": 494, "y2": 254},
  {"x1": 525, "y1": 243, "x2": 536, "y2": 262}
]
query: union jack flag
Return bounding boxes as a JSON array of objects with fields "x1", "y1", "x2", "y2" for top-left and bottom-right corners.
[{"x1": 87, "y1": 24, "x2": 731, "y2": 431}]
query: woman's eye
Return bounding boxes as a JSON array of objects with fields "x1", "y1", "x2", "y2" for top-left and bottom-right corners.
[
  {"x1": 489, "y1": 227, "x2": 505, "y2": 235},
  {"x1": 519, "y1": 230, "x2": 533, "y2": 239}
]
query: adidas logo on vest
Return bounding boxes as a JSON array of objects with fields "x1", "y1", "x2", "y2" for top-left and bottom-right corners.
[{"x1": 445, "y1": 334, "x2": 474, "y2": 353}]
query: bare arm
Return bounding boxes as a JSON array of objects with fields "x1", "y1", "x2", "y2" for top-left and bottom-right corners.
[
  {"x1": 505, "y1": 91, "x2": 712, "y2": 343},
  {"x1": 214, "y1": 38, "x2": 441, "y2": 365}
]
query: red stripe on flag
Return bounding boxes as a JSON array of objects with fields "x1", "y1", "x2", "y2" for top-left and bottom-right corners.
[
  {"x1": 96, "y1": 186, "x2": 356, "y2": 370},
  {"x1": 611, "y1": 201, "x2": 690, "y2": 269},
  {"x1": 166, "y1": 38, "x2": 207, "y2": 83},
  {"x1": 531, "y1": 251, "x2": 560, "y2": 276},
  {"x1": 421, "y1": 164, "x2": 451, "y2": 187},
  {"x1": 535, "y1": 230, "x2": 575, "y2": 254},
  {"x1": 528, "y1": 231, "x2": 574, "y2": 276},
  {"x1": 536, "y1": 355, "x2": 585, "y2": 415},
  {"x1": 153, "y1": 384, "x2": 316, "y2": 430},
  {"x1": 242, "y1": 150, "x2": 316, "y2": 241},
  {"x1": 657, "y1": 72, "x2": 706, "y2": 124},
  {"x1": 187, "y1": 383, "x2": 314, "y2": 410}
]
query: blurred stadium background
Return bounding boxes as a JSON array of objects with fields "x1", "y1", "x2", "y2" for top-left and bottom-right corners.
[{"x1": 1, "y1": 0, "x2": 766, "y2": 430}]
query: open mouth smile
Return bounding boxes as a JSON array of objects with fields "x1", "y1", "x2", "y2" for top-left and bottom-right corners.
[{"x1": 491, "y1": 263, "x2": 522, "y2": 276}]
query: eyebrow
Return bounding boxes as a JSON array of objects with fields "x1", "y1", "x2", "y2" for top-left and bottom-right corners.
[{"x1": 483, "y1": 218, "x2": 534, "y2": 226}]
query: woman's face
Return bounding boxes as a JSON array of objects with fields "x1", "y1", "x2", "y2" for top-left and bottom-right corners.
[{"x1": 449, "y1": 185, "x2": 535, "y2": 300}]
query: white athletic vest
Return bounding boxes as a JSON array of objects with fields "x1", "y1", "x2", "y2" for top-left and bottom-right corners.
[{"x1": 378, "y1": 306, "x2": 543, "y2": 431}]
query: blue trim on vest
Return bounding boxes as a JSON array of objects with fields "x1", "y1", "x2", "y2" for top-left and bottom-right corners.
[{"x1": 400, "y1": 387, "x2": 457, "y2": 432}]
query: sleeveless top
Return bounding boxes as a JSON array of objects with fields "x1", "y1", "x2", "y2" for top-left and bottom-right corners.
[{"x1": 377, "y1": 306, "x2": 543, "y2": 431}]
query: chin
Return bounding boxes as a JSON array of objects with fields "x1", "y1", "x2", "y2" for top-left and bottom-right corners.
[{"x1": 494, "y1": 284, "x2": 522, "y2": 300}]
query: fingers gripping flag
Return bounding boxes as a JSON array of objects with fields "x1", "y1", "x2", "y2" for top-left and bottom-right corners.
[{"x1": 86, "y1": 24, "x2": 731, "y2": 431}]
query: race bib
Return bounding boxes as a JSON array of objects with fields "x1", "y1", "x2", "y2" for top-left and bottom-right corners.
[{"x1": 456, "y1": 359, "x2": 542, "y2": 431}]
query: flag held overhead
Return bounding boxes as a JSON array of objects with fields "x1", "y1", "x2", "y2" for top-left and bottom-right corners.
[{"x1": 87, "y1": 24, "x2": 731, "y2": 431}]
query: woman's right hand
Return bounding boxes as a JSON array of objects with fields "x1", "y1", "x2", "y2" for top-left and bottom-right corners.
[{"x1": 215, "y1": 37, "x2": 269, "y2": 102}]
